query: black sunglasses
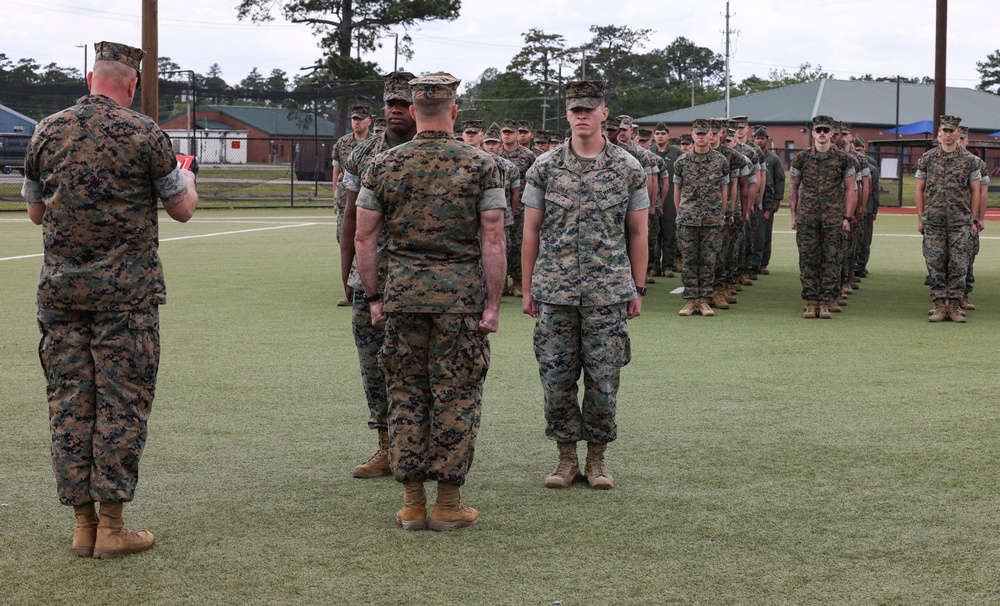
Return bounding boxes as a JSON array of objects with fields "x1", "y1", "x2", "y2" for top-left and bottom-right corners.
[{"x1": 813, "y1": 127, "x2": 831, "y2": 134}]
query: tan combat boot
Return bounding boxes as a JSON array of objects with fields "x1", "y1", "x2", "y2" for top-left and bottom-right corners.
[
  {"x1": 724, "y1": 286, "x2": 738, "y2": 304},
  {"x1": 72, "y1": 503, "x2": 99, "y2": 558},
  {"x1": 842, "y1": 283, "x2": 853, "y2": 295},
  {"x1": 803, "y1": 300, "x2": 817, "y2": 319},
  {"x1": 584, "y1": 443, "x2": 614, "y2": 490},
  {"x1": 731, "y1": 281, "x2": 743, "y2": 292},
  {"x1": 545, "y1": 441, "x2": 583, "y2": 488},
  {"x1": 829, "y1": 300, "x2": 842, "y2": 313},
  {"x1": 511, "y1": 282, "x2": 524, "y2": 297},
  {"x1": 352, "y1": 428, "x2": 391, "y2": 478},
  {"x1": 92, "y1": 502, "x2": 154, "y2": 559},
  {"x1": 928, "y1": 299, "x2": 947, "y2": 322},
  {"x1": 678, "y1": 300, "x2": 697, "y2": 316},
  {"x1": 947, "y1": 299, "x2": 967, "y2": 323},
  {"x1": 960, "y1": 296, "x2": 975, "y2": 311},
  {"x1": 740, "y1": 273, "x2": 753, "y2": 286},
  {"x1": 429, "y1": 482, "x2": 479, "y2": 532},
  {"x1": 818, "y1": 301, "x2": 833, "y2": 319},
  {"x1": 711, "y1": 291, "x2": 730, "y2": 310},
  {"x1": 697, "y1": 298, "x2": 715, "y2": 316},
  {"x1": 645, "y1": 272, "x2": 657, "y2": 284},
  {"x1": 396, "y1": 481, "x2": 428, "y2": 530}
]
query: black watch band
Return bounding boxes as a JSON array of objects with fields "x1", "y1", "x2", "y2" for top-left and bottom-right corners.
[
  {"x1": 635, "y1": 286, "x2": 647, "y2": 296},
  {"x1": 362, "y1": 292, "x2": 382, "y2": 303}
]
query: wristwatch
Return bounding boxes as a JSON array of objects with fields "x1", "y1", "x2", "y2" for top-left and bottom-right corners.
[
  {"x1": 635, "y1": 286, "x2": 647, "y2": 296},
  {"x1": 362, "y1": 292, "x2": 382, "y2": 303}
]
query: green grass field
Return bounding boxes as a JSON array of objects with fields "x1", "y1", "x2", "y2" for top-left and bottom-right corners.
[{"x1": 2, "y1": 209, "x2": 999, "y2": 605}]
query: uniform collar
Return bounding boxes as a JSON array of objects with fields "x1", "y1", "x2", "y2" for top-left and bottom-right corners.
[{"x1": 415, "y1": 130, "x2": 455, "y2": 140}]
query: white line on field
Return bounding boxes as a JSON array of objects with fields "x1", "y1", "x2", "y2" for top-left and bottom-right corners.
[
  {"x1": 0, "y1": 222, "x2": 320, "y2": 262},
  {"x1": 161, "y1": 222, "x2": 318, "y2": 242}
]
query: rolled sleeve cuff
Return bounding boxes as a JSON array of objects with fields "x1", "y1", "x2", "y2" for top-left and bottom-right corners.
[
  {"x1": 479, "y1": 188, "x2": 506, "y2": 212},
  {"x1": 154, "y1": 168, "x2": 188, "y2": 200},
  {"x1": 356, "y1": 187, "x2": 382, "y2": 212},
  {"x1": 789, "y1": 167, "x2": 802, "y2": 179},
  {"x1": 628, "y1": 188, "x2": 650, "y2": 211},
  {"x1": 343, "y1": 171, "x2": 361, "y2": 193},
  {"x1": 21, "y1": 178, "x2": 43, "y2": 204},
  {"x1": 914, "y1": 169, "x2": 926, "y2": 181},
  {"x1": 970, "y1": 170, "x2": 982, "y2": 183},
  {"x1": 843, "y1": 167, "x2": 856, "y2": 179},
  {"x1": 521, "y1": 183, "x2": 545, "y2": 210}
]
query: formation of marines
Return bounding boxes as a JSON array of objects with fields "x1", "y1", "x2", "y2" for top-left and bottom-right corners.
[{"x1": 329, "y1": 77, "x2": 990, "y2": 533}]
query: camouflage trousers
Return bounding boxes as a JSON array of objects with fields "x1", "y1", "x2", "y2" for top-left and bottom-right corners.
[
  {"x1": 678, "y1": 224, "x2": 721, "y2": 299},
  {"x1": 713, "y1": 218, "x2": 732, "y2": 288},
  {"x1": 37, "y1": 308, "x2": 159, "y2": 506},
  {"x1": 840, "y1": 226, "x2": 860, "y2": 286},
  {"x1": 352, "y1": 293, "x2": 388, "y2": 430},
  {"x1": 379, "y1": 312, "x2": 490, "y2": 486},
  {"x1": 966, "y1": 231, "x2": 980, "y2": 296},
  {"x1": 923, "y1": 224, "x2": 972, "y2": 300},
  {"x1": 646, "y1": 210, "x2": 661, "y2": 273},
  {"x1": 533, "y1": 303, "x2": 631, "y2": 444},
  {"x1": 725, "y1": 220, "x2": 743, "y2": 283},
  {"x1": 656, "y1": 203, "x2": 678, "y2": 273},
  {"x1": 742, "y1": 210, "x2": 760, "y2": 272},
  {"x1": 796, "y1": 217, "x2": 842, "y2": 302},
  {"x1": 508, "y1": 210, "x2": 524, "y2": 282},
  {"x1": 856, "y1": 215, "x2": 875, "y2": 273},
  {"x1": 335, "y1": 200, "x2": 346, "y2": 244}
]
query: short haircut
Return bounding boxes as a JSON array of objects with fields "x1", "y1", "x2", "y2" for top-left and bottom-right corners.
[
  {"x1": 94, "y1": 60, "x2": 137, "y2": 82},
  {"x1": 413, "y1": 97, "x2": 455, "y2": 119}
]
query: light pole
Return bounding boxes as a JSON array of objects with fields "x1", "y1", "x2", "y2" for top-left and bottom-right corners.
[{"x1": 76, "y1": 44, "x2": 87, "y2": 79}]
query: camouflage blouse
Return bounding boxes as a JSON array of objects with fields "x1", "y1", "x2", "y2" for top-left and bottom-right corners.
[
  {"x1": 522, "y1": 138, "x2": 649, "y2": 306},
  {"x1": 915, "y1": 147, "x2": 981, "y2": 227},
  {"x1": 790, "y1": 147, "x2": 856, "y2": 222},
  {"x1": 358, "y1": 131, "x2": 505, "y2": 313},
  {"x1": 24, "y1": 94, "x2": 182, "y2": 311},
  {"x1": 673, "y1": 150, "x2": 731, "y2": 227}
]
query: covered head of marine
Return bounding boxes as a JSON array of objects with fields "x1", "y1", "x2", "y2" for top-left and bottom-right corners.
[{"x1": 24, "y1": 47, "x2": 178, "y2": 311}]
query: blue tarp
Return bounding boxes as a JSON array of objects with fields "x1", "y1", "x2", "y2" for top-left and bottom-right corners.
[
  {"x1": 988, "y1": 131, "x2": 1000, "y2": 137},
  {"x1": 882, "y1": 120, "x2": 935, "y2": 135}
]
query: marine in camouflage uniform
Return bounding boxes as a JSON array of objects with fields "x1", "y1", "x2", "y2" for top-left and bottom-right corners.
[
  {"x1": 672, "y1": 118, "x2": 730, "y2": 315},
  {"x1": 355, "y1": 73, "x2": 506, "y2": 531},
  {"x1": 835, "y1": 122, "x2": 870, "y2": 305},
  {"x1": 331, "y1": 105, "x2": 372, "y2": 245},
  {"x1": 853, "y1": 135, "x2": 879, "y2": 279},
  {"x1": 915, "y1": 115, "x2": 981, "y2": 322},
  {"x1": 708, "y1": 119, "x2": 749, "y2": 300},
  {"x1": 500, "y1": 119, "x2": 536, "y2": 297},
  {"x1": 522, "y1": 81, "x2": 649, "y2": 491},
  {"x1": 733, "y1": 117, "x2": 764, "y2": 281},
  {"x1": 339, "y1": 72, "x2": 416, "y2": 478},
  {"x1": 613, "y1": 116, "x2": 661, "y2": 282},
  {"x1": 789, "y1": 115, "x2": 857, "y2": 318},
  {"x1": 22, "y1": 41, "x2": 198, "y2": 559},
  {"x1": 958, "y1": 126, "x2": 988, "y2": 311},
  {"x1": 652, "y1": 123, "x2": 683, "y2": 276}
]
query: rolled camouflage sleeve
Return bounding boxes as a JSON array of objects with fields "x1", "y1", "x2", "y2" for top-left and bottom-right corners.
[
  {"x1": 521, "y1": 183, "x2": 545, "y2": 210},
  {"x1": 21, "y1": 178, "x2": 43, "y2": 204},
  {"x1": 356, "y1": 186, "x2": 383, "y2": 212},
  {"x1": 154, "y1": 168, "x2": 189, "y2": 200}
]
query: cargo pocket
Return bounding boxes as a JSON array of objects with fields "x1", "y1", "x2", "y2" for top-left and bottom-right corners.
[{"x1": 128, "y1": 309, "x2": 160, "y2": 383}]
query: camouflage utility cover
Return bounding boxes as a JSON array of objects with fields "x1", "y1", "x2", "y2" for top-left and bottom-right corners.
[
  {"x1": 673, "y1": 150, "x2": 731, "y2": 226},
  {"x1": 522, "y1": 141, "x2": 649, "y2": 306},
  {"x1": 357, "y1": 131, "x2": 505, "y2": 313},
  {"x1": 23, "y1": 95, "x2": 183, "y2": 310}
]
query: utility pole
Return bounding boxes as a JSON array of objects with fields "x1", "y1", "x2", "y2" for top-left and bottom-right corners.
[
  {"x1": 722, "y1": 0, "x2": 735, "y2": 120},
  {"x1": 933, "y1": 0, "x2": 947, "y2": 133},
  {"x1": 141, "y1": 0, "x2": 158, "y2": 120},
  {"x1": 690, "y1": 76, "x2": 695, "y2": 108},
  {"x1": 394, "y1": 33, "x2": 399, "y2": 72}
]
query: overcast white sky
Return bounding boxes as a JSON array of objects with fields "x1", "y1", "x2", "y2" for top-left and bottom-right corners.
[{"x1": 3, "y1": 0, "x2": 995, "y2": 93}]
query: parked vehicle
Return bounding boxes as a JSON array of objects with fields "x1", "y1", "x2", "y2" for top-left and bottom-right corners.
[{"x1": 0, "y1": 134, "x2": 30, "y2": 175}]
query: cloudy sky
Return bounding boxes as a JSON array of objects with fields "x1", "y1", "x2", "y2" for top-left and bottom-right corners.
[{"x1": 3, "y1": 0, "x2": 995, "y2": 92}]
